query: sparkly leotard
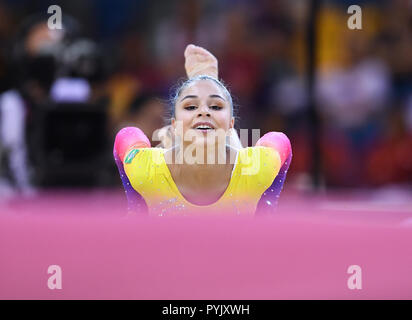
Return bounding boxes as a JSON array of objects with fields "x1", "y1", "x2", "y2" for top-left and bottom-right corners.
[{"x1": 114, "y1": 127, "x2": 292, "y2": 216}]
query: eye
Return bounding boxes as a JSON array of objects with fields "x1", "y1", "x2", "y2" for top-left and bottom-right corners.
[
  {"x1": 184, "y1": 105, "x2": 197, "y2": 110},
  {"x1": 210, "y1": 105, "x2": 223, "y2": 110}
]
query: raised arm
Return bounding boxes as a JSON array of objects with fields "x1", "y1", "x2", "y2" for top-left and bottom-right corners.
[{"x1": 151, "y1": 45, "x2": 219, "y2": 149}]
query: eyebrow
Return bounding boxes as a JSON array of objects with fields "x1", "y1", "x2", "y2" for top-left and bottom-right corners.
[{"x1": 180, "y1": 94, "x2": 226, "y2": 102}]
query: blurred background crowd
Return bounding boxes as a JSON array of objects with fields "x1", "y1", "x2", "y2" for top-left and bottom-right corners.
[{"x1": 0, "y1": 0, "x2": 411, "y2": 198}]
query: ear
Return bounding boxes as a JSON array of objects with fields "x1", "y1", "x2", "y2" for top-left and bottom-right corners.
[
  {"x1": 230, "y1": 117, "x2": 235, "y2": 129},
  {"x1": 171, "y1": 118, "x2": 176, "y2": 129}
]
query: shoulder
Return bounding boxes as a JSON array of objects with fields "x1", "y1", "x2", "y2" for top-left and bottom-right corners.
[
  {"x1": 114, "y1": 127, "x2": 151, "y2": 147},
  {"x1": 238, "y1": 146, "x2": 280, "y2": 161},
  {"x1": 235, "y1": 147, "x2": 280, "y2": 191},
  {"x1": 255, "y1": 131, "x2": 291, "y2": 166},
  {"x1": 237, "y1": 146, "x2": 280, "y2": 176},
  {"x1": 124, "y1": 147, "x2": 163, "y2": 166},
  {"x1": 123, "y1": 148, "x2": 164, "y2": 185},
  {"x1": 114, "y1": 126, "x2": 151, "y2": 163}
]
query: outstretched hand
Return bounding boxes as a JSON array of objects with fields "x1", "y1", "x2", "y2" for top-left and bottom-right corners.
[{"x1": 184, "y1": 44, "x2": 218, "y2": 79}]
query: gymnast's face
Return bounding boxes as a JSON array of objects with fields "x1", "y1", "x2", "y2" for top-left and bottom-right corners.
[{"x1": 172, "y1": 80, "x2": 234, "y2": 148}]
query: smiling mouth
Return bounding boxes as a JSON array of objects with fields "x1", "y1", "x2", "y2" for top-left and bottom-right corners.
[{"x1": 193, "y1": 123, "x2": 215, "y2": 131}]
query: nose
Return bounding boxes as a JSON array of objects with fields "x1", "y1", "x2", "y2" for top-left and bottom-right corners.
[{"x1": 197, "y1": 104, "x2": 210, "y2": 117}]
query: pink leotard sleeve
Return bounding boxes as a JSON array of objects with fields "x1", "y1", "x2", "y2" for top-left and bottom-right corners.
[
  {"x1": 114, "y1": 127, "x2": 151, "y2": 163},
  {"x1": 255, "y1": 131, "x2": 291, "y2": 167}
]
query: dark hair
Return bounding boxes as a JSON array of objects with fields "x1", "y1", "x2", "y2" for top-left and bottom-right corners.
[{"x1": 167, "y1": 75, "x2": 239, "y2": 125}]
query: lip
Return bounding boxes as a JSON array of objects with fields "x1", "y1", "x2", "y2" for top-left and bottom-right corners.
[{"x1": 192, "y1": 122, "x2": 216, "y2": 129}]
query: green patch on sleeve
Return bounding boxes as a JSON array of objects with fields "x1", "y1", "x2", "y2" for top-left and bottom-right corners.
[{"x1": 124, "y1": 149, "x2": 140, "y2": 164}]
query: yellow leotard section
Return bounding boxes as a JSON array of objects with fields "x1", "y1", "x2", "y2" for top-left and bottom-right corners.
[{"x1": 123, "y1": 147, "x2": 281, "y2": 216}]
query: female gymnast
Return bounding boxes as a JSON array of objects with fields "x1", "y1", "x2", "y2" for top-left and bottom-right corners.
[{"x1": 114, "y1": 45, "x2": 292, "y2": 216}]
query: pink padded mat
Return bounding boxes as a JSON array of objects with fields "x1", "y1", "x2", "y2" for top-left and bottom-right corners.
[{"x1": 1, "y1": 190, "x2": 411, "y2": 299}]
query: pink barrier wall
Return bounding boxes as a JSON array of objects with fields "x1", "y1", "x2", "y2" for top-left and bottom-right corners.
[{"x1": 1, "y1": 193, "x2": 411, "y2": 299}]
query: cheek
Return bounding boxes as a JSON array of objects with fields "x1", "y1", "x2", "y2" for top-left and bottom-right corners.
[
  {"x1": 181, "y1": 113, "x2": 194, "y2": 130},
  {"x1": 174, "y1": 112, "x2": 193, "y2": 134},
  {"x1": 214, "y1": 111, "x2": 232, "y2": 129}
]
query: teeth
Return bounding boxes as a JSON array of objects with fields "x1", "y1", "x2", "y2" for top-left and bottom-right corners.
[{"x1": 196, "y1": 125, "x2": 213, "y2": 129}]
